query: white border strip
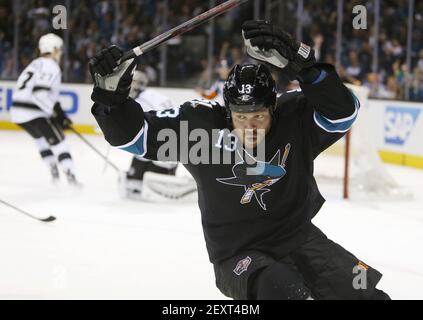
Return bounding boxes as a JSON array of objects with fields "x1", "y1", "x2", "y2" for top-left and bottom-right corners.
[
  {"x1": 318, "y1": 105, "x2": 359, "y2": 124},
  {"x1": 115, "y1": 120, "x2": 149, "y2": 151},
  {"x1": 313, "y1": 112, "x2": 352, "y2": 133}
]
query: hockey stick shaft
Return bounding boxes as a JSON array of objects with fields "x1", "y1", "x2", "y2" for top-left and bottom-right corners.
[
  {"x1": 102, "y1": 145, "x2": 112, "y2": 174},
  {"x1": 121, "y1": 0, "x2": 249, "y2": 62},
  {"x1": 0, "y1": 199, "x2": 56, "y2": 222},
  {"x1": 69, "y1": 127, "x2": 120, "y2": 173},
  {"x1": 281, "y1": 143, "x2": 291, "y2": 167}
]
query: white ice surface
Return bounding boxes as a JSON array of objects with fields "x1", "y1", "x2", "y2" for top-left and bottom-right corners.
[{"x1": 0, "y1": 131, "x2": 422, "y2": 300}]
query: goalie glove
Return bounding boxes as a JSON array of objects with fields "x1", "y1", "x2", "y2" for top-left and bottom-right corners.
[
  {"x1": 242, "y1": 20, "x2": 316, "y2": 81},
  {"x1": 89, "y1": 45, "x2": 137, "y2": 107}
]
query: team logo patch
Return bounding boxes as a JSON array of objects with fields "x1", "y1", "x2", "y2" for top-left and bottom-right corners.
[
  {"x1": 241, "y1": 94, "x2": 252, "y2": 102},
  {"x1": 298, "y1": 43, "x2": 311, "y2": 59},
  {"x1": 233, "y1": 256, "x2": 252, "y2": 276},
  {"x1": 216, "y1": 144, "x2": 291, "y2": 211}
]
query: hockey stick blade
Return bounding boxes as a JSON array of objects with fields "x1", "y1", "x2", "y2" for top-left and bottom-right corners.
[
  {"x1": 121, "y1": 0, "x2": 249, "y2": 62},
  {"x1": 41, "y1": 216, "x2": 57, "y2": 222}
]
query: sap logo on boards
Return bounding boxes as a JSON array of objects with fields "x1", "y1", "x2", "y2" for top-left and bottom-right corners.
[{"x1": 385, "y1": 106, "x2": 421, "y2": 146}]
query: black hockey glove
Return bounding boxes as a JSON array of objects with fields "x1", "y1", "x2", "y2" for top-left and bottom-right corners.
[
  {"x1": 89, "y1": 45, "x2": 137, "y2": 107},
  {"x1": 52, "y1": 102, "x2": 72, "y2": 129},
  {"x1": 242, "y1": 20, "x2": 316, "y2": 81}
]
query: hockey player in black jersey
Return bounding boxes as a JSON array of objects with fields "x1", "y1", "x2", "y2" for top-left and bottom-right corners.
[{"x1": 89, "y1": 21, "x2": 390, "y2": 300}]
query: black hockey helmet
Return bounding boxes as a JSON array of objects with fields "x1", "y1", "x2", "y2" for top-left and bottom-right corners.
[{"x1": 223, "y1": 64, "x2": 277, "y2": 116}]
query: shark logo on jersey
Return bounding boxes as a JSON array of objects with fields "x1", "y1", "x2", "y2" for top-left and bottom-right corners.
[{"x1": 216, "y1": 144, "x2": 291, "y2": 211}]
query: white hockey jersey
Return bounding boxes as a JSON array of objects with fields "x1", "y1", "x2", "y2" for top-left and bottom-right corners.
[
  {"x1": 11, "y1": 57, "x2": 61, "y2": 124},
  {"x1": 135, "y1": 88, "x2": 175, "y2": 112},
  {"x1": 201, "y1": 79, "x2": 225, "y2": 105},
  {"x1": 133, "y1": 88, "x2": 175, "y2": 163}
]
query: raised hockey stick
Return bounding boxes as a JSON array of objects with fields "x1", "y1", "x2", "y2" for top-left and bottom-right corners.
[
  {"x1": 120, "y1": 0, "x2": 250, "y2": 62},
  {"x1": 69, "y1": 127, "x2": 120, "y2": 173},
  {"x1": 0, "y1": 199, "x2": 56, "y2": 223}
]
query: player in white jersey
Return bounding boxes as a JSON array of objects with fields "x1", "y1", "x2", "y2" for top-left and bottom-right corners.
[
  {"x1": 10, "y1": 33, "x2": 79, "y2": 185},
  {"x1": 120, "y1": 70, "x2": 181, "y2": 200},
  {"x1": 131, "y1": 71, "x2": 174, "y2": 111},
  {"x1": 196, "y1": 60, "x2": 230, "y2": 105}
]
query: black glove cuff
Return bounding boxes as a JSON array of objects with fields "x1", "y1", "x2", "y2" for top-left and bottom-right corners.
[
  {"x1": 91, "y1": 87, "x2": 131, "y2": 107},
  {"x1": 297, "y1": 67, "x2": 321, "y2": 84}
]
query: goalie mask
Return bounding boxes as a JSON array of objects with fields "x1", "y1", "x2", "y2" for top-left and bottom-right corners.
[
  {"x1": 223, "y1": 64, "x2": 277, "y2": 117},
  {"x1": 129, "y1": 70, "x2": 149, "y2": 99}
]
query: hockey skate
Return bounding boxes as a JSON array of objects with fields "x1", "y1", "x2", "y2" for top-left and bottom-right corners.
[
  {"x1": 118, "y1": 172, "x2": 143, "y2": 200},
  {"x1": 50, "y1": 163, "x2": 60, "y2": 184},
  {"x1": 65, "y1": 170, "x2": 83, "y2": 188}
]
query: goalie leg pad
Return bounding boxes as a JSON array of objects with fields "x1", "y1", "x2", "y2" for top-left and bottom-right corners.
[
  {"x1": 141, "y1": 172, "x2": 197, "y2": 203},
  {"x1": 128, "y1": 157, "x2": 177, "y2": 180}
]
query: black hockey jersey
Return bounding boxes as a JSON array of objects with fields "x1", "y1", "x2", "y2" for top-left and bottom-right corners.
[{"x1": 92, "y1": 64, "x2": 359, "y2": 264}]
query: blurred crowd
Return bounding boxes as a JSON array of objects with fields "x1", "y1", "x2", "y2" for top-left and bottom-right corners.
[
  {"x1": 0, "y1": 0, "x2": 248, "y2": 86},
  {"x1": 299, "y1": 0, "x2": 423, "y2": 101},
  {"x1": 0, "y1": 0, "x2": 423, "y2": 101}
]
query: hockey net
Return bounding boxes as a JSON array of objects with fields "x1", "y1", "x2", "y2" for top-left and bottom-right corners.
[{"x1": 314, "y1": 84, "x2": 413, "y2": 200}]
